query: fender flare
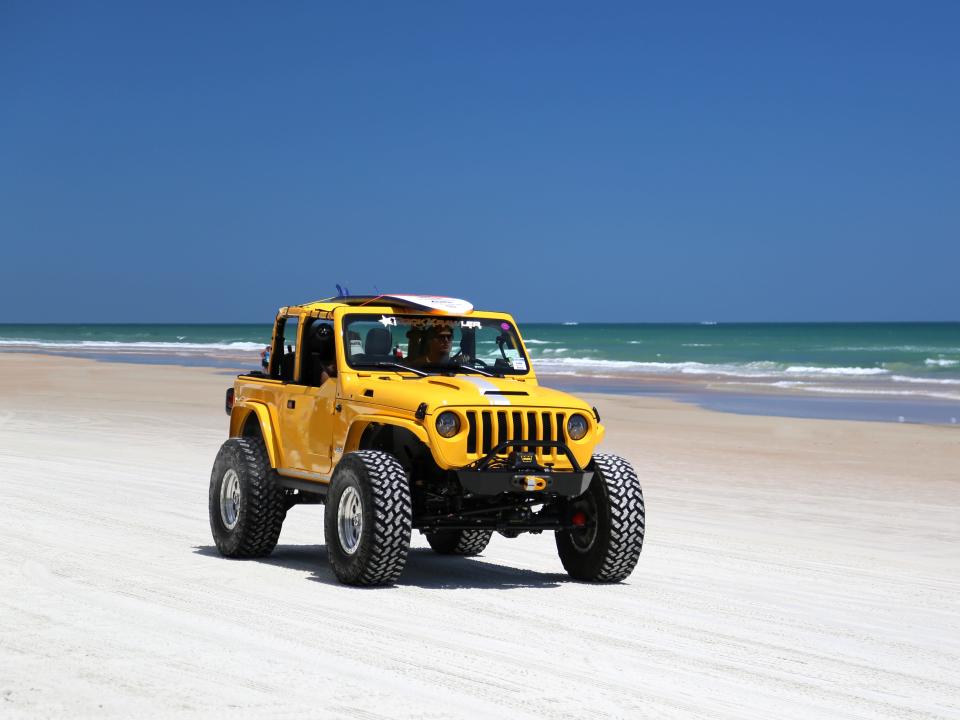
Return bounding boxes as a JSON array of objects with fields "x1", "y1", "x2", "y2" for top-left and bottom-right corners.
[
  {"x1": 230, "y1": 401, "x2": 281, "y2": 468},
  {"x1": 343, "y1": 415, "x2": 430, "y2": 456}
]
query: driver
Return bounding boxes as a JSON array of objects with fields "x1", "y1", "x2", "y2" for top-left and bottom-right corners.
[{"x1": 411, "y1": 322, "x2": 454, "y2": 366}]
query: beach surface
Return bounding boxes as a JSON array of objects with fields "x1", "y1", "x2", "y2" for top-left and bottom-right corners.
[{"x1": 0, "y1": 354, "x2": 957, "y2": 719}]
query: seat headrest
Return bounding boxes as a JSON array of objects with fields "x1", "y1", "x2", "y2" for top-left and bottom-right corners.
[
  {"x1": 310, "y1": 323, "x2": 335, "y2": 363},
  {"x1": 364, "y1": 327, "x2": 392, "y2": 356}
]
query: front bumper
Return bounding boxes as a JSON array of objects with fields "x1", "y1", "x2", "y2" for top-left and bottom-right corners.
[
  {"x1": 456, "y1": 470, "x2": 593, "y2": 497},
  {"x1": 454, "y1": 439, "x2": 592, "y2": 498}
]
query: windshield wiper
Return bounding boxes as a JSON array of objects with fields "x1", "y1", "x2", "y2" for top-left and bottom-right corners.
[
  {"x1": 352, "y1": 361, "x2": 430, "y2": 377},
  {"x1": 453, "y1": 365, "x2": 499, "y2": 377}
]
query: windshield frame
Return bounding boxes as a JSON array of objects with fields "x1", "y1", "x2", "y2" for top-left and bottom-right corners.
[{"x1": 339, "y1": 312, "x2": 532, "y2": 377}]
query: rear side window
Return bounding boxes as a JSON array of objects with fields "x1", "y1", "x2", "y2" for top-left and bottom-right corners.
[{"x1": 272, "y1": 317, "x2": 299, "y2": 380}]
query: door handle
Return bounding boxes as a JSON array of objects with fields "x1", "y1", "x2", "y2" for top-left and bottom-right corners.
[{"x1": 287, "y1": 400, "x2": 296, "y2": 409}]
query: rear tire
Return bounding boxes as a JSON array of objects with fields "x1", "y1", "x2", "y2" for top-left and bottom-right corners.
[
  {"x1": 426, "y1": 529, "x2": 493, "y2": 556},
  {"x1": 324, "y1": 450, "x2": 412, "y2": 585},
  {"x1": 556, "y1": 453, "x2": 644, "y2": 582},
  {"x1": 209, "y1": 437, "x2": 286, "y2": 558}
]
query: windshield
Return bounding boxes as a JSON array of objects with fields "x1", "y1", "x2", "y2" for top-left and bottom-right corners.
[{"x1": 342, "y1": 314, "x2": 531, "y2": 376}]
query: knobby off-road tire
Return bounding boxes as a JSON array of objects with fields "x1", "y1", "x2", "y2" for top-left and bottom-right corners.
[
  {"x1": 425, "y1": 529, "x2": 493, "y2": 556},
  {"x1": 556, "y1": 453, "x2": 644, "y2": 582},
  {"x1": 324, "y1": 450, "x2": 412, "y2": 586},
  {"x1": 209, "y1": 437, "x2": 286, "y2": 558}
]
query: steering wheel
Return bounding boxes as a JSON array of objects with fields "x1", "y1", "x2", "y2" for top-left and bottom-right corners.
[{"x1": 452, "y1": 352, "x2": 489, "y2": 370}]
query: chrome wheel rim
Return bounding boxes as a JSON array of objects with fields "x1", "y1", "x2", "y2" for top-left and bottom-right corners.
[
  {"x1": 220, "y1": 469, "x2": 241, "y2": 530},
  {"x1": 337, "y1": 486, "x2": 363, "y2": 555}
]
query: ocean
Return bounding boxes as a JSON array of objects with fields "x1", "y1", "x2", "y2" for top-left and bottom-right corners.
[{"x1": 2, "y1": 322, "x2": 958, "y2": 424}]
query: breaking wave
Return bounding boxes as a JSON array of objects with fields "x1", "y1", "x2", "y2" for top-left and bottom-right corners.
[
  {"x1": 533, "y1": 357, "x2": 897, "y2": 380},
  {"x1": 784, "y1": 366, "x2": 888, "y2": 376},
  {"x1": 0, "y1": 339, "x2": 264, "y2": 353},
  {"x1": 891, "y1": 375, "x2": 960, "y2": 385},
  {"x1": 533, "y1": 358, "x2": 782, "y2": 377}
]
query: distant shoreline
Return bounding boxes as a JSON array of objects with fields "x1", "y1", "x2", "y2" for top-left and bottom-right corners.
[{"x1": 5, "y1": 347, "x2": 958, "y2": 427}]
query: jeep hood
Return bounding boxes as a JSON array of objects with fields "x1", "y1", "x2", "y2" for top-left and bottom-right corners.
[{"x1": 341, "y1": 373, "x2": 592, "y2": 414}]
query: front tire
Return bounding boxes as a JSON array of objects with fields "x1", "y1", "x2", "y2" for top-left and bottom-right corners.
[
  {"x1": 324, "y1": 451, "x2": 412, "y2": 585},
  {"x1": 209, "y1": 437, "x2": 286, "y2": 558},
  {"x1": 556, "y1": 453, "x2": 645, "y2": 582},
  {"x1": 426, "y1": 529, "x2": 493, "y2": 556}
]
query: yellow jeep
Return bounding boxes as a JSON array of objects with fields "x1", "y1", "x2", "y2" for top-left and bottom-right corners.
[{"x1": 209, "y1": 295, "x2": 645, "y2": 585}]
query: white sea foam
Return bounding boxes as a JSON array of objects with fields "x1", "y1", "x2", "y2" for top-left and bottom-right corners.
[
  {"x1": 523, "y1": 339, "x2": 557, "y2": 345},
  {"x1": 532, "y1": 357, "x2": 960, "y2": 391},
  {"x1": 534, "y1": 357, "x2": 783, "y2": 378},
  {"x1": 830, "y1": 346, "x2": 960, "y2": 353},
  {"x1": 534, "y1": 357, "x2": 656, "y2": 371},
  {"x1": 784, "y1": 366, "x2": 888, "y2": 376},
  {"x1": 677, "y1": 362, "x2": 783, "y2": 377},
  {"x1": 0, "y1": 339, "x2": 264, "y2": 353},
  {"x1": 925, "y1": 358, "x2": 959, "y2": 367},
  {"x1": 682, "y1": 343, "x2": 713, "y2": 347},
  {"x1": 891, "y1": 375, "x2": 960, "y2": 385}
]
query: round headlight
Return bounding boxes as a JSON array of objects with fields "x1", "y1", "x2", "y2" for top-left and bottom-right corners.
[
  {"x1": 435, "y1": 411, "x2": 461, "y2": 438},
  {"x1": 566, "y1": 414, "x2": 589, "y2": 441}
]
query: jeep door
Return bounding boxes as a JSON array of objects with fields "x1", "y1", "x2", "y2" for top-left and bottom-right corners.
[
  {"x1": 275, "y1": 316, "x2": 336, "y2": 477},
  {"x1": 301, "y1": 380, "x2": 336, "y2": 475},
  {"x1": 278, "y1": 384, "x2": 335, "y2": 475}
]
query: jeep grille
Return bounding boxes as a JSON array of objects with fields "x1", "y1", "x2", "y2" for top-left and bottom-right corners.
[{"x1": 464, "y1": 410, "x2": 568, "y2": 464}]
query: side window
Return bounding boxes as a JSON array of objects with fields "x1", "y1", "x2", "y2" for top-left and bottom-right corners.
[
  {"x1": 343, "y1": 319, "x2": 396, "y2": 363},
  {"x1": 276, "y1": 317, "x2": 299, "y2": 381}
]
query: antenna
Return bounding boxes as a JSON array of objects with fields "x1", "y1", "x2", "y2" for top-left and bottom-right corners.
[{"x1": 336, "y1": 284, "x2": 350, "y2": 297}]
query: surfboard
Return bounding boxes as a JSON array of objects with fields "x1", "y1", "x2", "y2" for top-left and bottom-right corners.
[{"x1": 329, "y1": 294, "x2": 474, "y2": 315}]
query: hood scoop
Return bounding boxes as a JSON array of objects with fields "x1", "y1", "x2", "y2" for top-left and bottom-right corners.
[{"x1": 484, "y1": 390, "x2": 528, "y2": 396}]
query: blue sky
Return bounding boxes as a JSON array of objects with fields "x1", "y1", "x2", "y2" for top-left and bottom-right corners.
[{"x1": 2, "y1": 1, "x2": 957, "y2": 322}]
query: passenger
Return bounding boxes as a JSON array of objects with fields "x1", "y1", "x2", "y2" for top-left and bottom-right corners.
[{"x1": 309, "y1": 323, "x2": 337, "y2": 385}]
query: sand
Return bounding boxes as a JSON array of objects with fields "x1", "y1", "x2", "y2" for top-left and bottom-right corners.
[{"x1": 0, "y1": 353, "x2": 957, "y2": 719}]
